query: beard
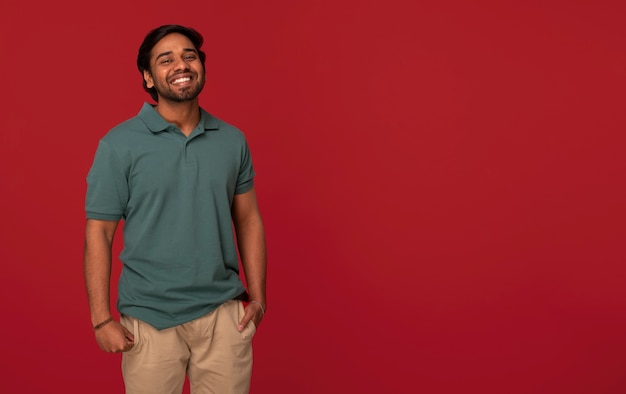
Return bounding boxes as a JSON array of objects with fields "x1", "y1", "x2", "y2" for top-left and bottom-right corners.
[{"x1": 154, "y1": 76, "x2": 205, "y2": 103}]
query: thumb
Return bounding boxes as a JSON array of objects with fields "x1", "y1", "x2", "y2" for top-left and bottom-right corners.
[
  {"x1": 124, "y1": 327, "x2": 135, "y2": 342},
  {"x1": 238, "y1": 310, "x2": 253, "y2": 332}
]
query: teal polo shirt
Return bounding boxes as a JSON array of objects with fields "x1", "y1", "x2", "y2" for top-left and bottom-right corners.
[{"x1": 85, "y1": 102, "x2": 255, "y2": 330}]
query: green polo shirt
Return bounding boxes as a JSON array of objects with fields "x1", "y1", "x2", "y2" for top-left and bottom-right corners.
[{"x1": 85, "y1": 102, "x2": 255, "y2": 330}]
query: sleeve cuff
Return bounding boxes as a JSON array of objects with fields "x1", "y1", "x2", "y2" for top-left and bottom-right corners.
[{"x1": 86, "y1": 211, "x2": 123, "y2": 221}]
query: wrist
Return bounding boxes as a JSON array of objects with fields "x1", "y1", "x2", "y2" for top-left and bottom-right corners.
[
  {"x1": 93, "y1": 316, "x2": 114, "y2": 330},
  {"x1": 249, "y1": 300, "x2": 266, "y2": 316}
]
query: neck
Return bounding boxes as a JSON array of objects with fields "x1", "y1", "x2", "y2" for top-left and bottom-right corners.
[{"x1": 155, "y1": 99, "x2": 200, "y2": 137}]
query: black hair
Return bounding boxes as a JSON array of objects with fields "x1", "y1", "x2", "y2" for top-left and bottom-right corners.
[{"x1": 137, "y1": 24, "x2": 207, "y2": 102}]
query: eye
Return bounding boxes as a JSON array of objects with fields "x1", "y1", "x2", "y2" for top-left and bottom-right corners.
[
  {"x1": 184, "y1": 55, "x2": 197, "y2": 61},
  {"x1": 160, "y1": 59, "x2": 171, "y2": 64}
]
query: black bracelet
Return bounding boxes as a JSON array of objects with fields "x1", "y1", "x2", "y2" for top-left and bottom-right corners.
[{"x1": 93, "y1": 316, "x2": 114, "y2": 330}]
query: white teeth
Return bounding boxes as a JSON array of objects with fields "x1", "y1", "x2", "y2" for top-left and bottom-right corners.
[{"x1": 172, "y1": 77, "x2": 191, "y2": 84}]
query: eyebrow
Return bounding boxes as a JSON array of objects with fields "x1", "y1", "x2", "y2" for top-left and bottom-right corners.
[{"x1": 155, "y1": 48, "x2": 198, "y2": 61}]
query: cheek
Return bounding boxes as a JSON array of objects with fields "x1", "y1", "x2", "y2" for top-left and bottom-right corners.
[{"x1": 152, "y1": 73, "x2": 168, "y2": 87}]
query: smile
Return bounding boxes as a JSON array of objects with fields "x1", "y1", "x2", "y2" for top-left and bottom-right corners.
[{"x1": 172, "y1": 77, "x2": 191, "y2": 85}]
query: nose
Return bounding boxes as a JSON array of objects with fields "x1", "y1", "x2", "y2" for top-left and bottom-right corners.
[{"x1": 173, "y1": 56, "x2": 190, "y2": 72}]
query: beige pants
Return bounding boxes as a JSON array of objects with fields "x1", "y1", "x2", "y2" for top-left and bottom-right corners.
[{"x1": 120, "y1": 300, "x2": 256, "y2": 394}]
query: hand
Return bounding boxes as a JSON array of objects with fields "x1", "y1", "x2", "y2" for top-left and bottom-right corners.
[
  {"x1": 94, "y1": 320, "x2": 135, "y2": 353},
  {"x1": 237, "y1": 301, "x2": 264, "y2": 332}
]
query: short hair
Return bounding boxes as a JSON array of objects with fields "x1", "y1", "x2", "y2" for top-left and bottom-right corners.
[{"x1": 137, "y1": 24, "x2": 207, "y2": 102}]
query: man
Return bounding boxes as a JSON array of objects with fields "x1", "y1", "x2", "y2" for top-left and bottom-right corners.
[{"x1": 84, "y1": 24, "x2": 266, "y2": 394}]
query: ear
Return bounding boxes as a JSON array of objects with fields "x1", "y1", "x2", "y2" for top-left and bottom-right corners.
[{"x1": 144, "y1": 70, "x2": 154, "y2": 89}]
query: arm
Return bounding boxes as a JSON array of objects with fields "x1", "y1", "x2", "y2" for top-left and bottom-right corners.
[
  {"x1": 84, "y1": 219, "x2": 134, "y2": 352},
  {"x1": 231, "y1": 188, "x2": 267, "y2": 331}
]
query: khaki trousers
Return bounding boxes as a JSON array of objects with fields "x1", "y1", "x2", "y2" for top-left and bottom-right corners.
[{"x1": 120, "y1": 300, "x2": 256, "y2": 394}]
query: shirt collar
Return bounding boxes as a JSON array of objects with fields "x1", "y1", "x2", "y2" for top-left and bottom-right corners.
[{"x1": 138, "y1": 102, "x2": 220, "y2": 133}]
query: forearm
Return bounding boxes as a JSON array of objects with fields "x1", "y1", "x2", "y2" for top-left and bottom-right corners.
[
  {"x1": 236, "y1": 217, "x2": 267, "y2": 305},
  {"x1": 84, "y1": 220, "x2": 117, "y2": 325}
]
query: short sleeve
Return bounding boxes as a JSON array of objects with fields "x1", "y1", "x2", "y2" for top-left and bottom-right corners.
[
  {"x1": 85, "y1": 140, "x2": 129, "y2": 220},
  {"x1": 234, "y1": 138, "x2": 255, "y2": 195}
]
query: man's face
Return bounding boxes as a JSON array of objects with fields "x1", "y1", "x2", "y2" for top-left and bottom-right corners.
[{"x1": 144, "y1": 33, "x2": 205, "y2": 103}]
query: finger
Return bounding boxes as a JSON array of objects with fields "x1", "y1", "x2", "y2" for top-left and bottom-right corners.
[
  {"x1": 238, "y1": 309, "x2": 254, "y2": 332},
  {"x1": 124, "y1": 327, "x2": 135, "y2": 342},
  {"x1": 123, "y1": 341, "x2": 135, "y2": 352}
]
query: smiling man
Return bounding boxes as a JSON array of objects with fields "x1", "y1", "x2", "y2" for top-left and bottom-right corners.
[{"x1": 84, "y1": 25, "x2": 267, "y2": 394}]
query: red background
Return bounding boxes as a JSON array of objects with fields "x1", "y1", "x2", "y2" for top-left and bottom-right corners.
[{"x1": 1, "y1": 1, "x2": 625, "y2": 393}]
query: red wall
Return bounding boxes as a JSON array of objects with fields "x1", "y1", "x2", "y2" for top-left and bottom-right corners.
[{"x1": 1, "y1": 1, "x2": 625, "y2": 393}]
